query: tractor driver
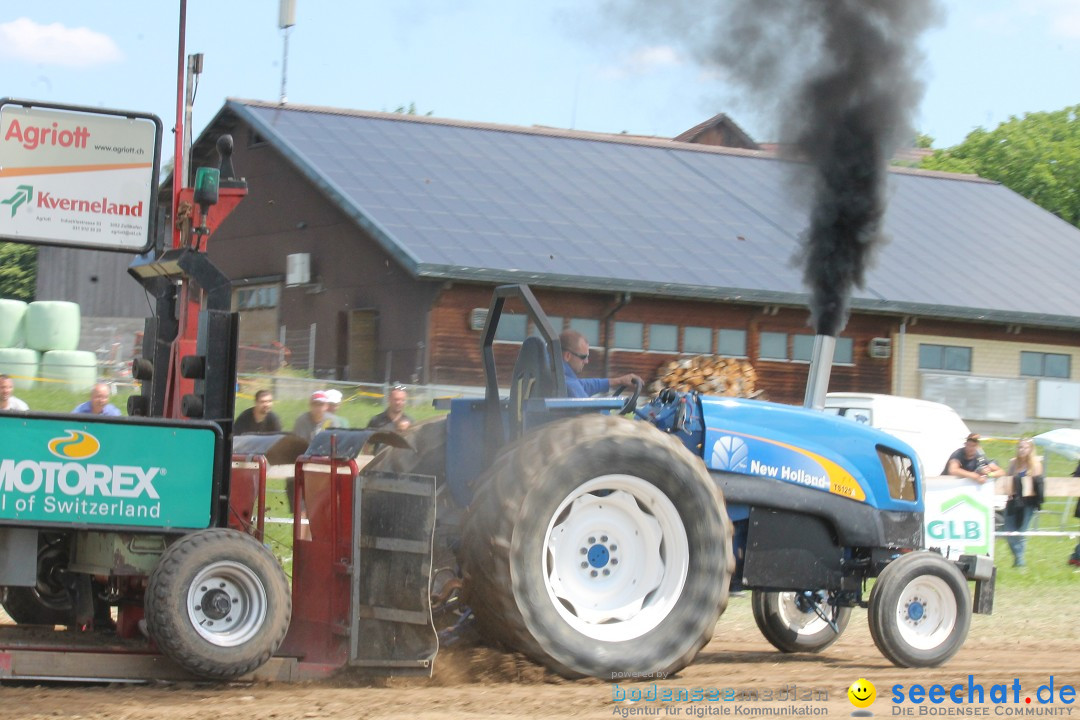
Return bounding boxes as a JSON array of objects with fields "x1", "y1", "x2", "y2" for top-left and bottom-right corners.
[{"x1": 559, "y1": 329, "x2": 642, "y2": 398}]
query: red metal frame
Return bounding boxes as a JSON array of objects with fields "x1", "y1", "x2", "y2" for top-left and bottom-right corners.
[
  {"x1": 228, "y1": 454, "x2": 268, "y2": 541},
  {"x1": 275, "y1": 448, "x2": 358, "y2": 674}
]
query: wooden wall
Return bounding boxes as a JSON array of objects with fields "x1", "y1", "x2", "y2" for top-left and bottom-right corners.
[{"x1": 426, "y1": 283, "x2": 897, "y2": 404}]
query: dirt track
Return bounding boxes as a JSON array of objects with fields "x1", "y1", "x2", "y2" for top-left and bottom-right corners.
[{"x1": 2, "y1": 587, "x2": 1077, "y2": 720}]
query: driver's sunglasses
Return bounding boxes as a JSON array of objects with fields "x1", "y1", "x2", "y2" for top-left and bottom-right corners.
[{"x1": 568, "y1": 350, "x2": 589, "y2": 361}]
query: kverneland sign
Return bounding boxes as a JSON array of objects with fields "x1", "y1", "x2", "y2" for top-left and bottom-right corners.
[{"x1": 0, "y1": 99, "x2": 162, "y2": 253}]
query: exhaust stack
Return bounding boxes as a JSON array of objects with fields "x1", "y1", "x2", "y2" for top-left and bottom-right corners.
[{"x1": 803, "y1": 334, "x2": 835, "y2": 410}]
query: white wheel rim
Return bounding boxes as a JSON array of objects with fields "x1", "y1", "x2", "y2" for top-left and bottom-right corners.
[
  {"x1": 892, "y1": 575, "x2": 957, "y2": 651},
  {"x1": 542, "y1": 474, "x2": 689, "y2": 642},
  {"x1": 186, "y1": 560, "x2": 268, "y2": 647},
  {"x1": 776, "y1": 592, "x2": 832, "y2": 635}
]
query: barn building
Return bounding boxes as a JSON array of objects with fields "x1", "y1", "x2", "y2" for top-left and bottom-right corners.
[{"x1": 40, "y1": 100, "x2": 1080, "y2": 433}]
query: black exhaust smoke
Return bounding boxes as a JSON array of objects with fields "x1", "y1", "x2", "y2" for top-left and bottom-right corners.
[{"x1": 604, "y1": 0, "x2": 939, "y2": 404}]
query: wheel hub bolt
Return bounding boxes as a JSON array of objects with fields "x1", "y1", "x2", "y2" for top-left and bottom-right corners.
[{"x1": 200, "y1": 588, "x2": 233, "y2": 620}]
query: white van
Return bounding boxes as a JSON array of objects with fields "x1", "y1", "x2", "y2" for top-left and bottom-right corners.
[{"x1": 823, "y1": 393, "x2": 972, "y2": 477}]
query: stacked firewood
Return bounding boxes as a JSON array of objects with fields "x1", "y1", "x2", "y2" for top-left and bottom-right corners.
[{"x1": 649, "y1": 355, "x2": 760, "y2": 398}]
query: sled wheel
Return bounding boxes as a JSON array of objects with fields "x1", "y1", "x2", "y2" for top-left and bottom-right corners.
[
  {"x1": 868, "y1": 551, "x2": 971, "y2": 667},
  {"x1": 1, "y1": 536, "x2": 75, "y2": 626},
  {"x1": 145, "y1": 529, "x2": 291, "y2": 680},
  {"x1": 461, "y1": 414, "x2": 733, "y2": 679},
  {"x1": 751, "y1": 590, "x2": 851, "y2": 653}
]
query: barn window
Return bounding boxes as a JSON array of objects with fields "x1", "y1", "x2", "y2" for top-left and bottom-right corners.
[
  {"x1": 570, "y1": 318, "x2": 600, "y2": 346},
  {"x1": 1020, "y1": 351, "x2": 1070, "y2": 379},
  {"x1": 495, "y1": 313, "x2": 527, "y2": 342},
  {"x1": 919, "y1": 344, "x2": 971, "y2": 372},
  {"x1": 683, "y1": 326, "x2": 713, "y2": 354},
  {"x1": 648, "y1": 324, "x2": 678, "y2": 352},
  {"x1": 613, "y1": 321, "x2": 644, "y2": 350},
  {"x1": 718, "y1": 329, "x2": 747, "y2": 357}
]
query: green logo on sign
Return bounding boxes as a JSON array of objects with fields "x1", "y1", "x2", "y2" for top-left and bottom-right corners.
[
  {"x1": 927, "y1": 493, "x2": 992, "y2": 555},
  {"x1": 1, "y1": 184, "x2": 33, "y2": 217}
]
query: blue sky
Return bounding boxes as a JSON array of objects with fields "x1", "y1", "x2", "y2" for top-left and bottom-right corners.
[{"x1": 3, "y1": 0, "x2": 1079, "y2": 166}]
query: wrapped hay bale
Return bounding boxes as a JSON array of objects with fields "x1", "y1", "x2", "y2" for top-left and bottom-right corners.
[
  {"x1": 25, "y1": 301, "x2": 80, "y2": 352},
  {"x1": 41, "y1": 350, "x2": 99, "y2": 393},
  {"x1": 0, "y1": 347, "x2": 40, "y2": 390},
  {"x1": 0, "y1": 299, "x2": 27, "y2": 348}
]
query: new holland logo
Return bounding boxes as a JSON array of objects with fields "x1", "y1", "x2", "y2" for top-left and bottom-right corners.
[
  {"x1": 48, "y1": 430, "x2": 101, "y2": 460},
  {"x1": 711, "y1": 435, "x2": 750, "y2": 472}
]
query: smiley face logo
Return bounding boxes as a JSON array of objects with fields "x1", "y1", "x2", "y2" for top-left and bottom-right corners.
[{"x1": 848, "y1": 678, "x2": 876, "y2": 709}]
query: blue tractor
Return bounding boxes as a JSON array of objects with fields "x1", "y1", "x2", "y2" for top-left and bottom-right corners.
[{"x1": 376, "y1": 284, "x2": 995, "y2": 679}]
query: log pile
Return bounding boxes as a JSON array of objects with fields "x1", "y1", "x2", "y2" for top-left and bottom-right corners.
[{"x1": 649, "y1": 355, "x2": 760, "y2": 398}]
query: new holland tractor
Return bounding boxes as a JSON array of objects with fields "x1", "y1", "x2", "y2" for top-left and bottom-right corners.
[
  {"x1": 0, "y1": 118, "x2": 992, "y2": 683},
  {"x1": 373, "y1": 284, "x2": 995, "y2": 679}
]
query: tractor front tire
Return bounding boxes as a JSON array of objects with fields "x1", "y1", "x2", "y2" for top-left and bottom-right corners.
[
  {"x1": 868, "y1": 551, "x2": 971, "y2": 668},
  {"x1": 145, "y1": 529, "x2": 291, "y2": 680},
  {"x1": 461, "y1": 414, "x2": 733, "y2": 679},
  {"x1": 751, "y1": 590, "x2": 851, "y2": 654}
]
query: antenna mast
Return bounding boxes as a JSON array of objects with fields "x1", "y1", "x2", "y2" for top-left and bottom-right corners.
[{"x1": 279, "y1": 0, "x2": 296, "y2": 103}]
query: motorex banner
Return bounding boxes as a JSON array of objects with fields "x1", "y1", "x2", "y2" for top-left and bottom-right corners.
[{"x1": 0, "y1": 415, "x2": 218, "y2": 529}]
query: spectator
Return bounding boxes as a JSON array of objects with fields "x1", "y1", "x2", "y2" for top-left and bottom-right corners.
[
  {"x1": 73, "y1": 383, "x2": 122, "y2": 416},
  {"x1": 1002, "y1": 438, "x2": 1044, "y2": 568},
  {"x1": 559, "y1": 329, "x2": 642, "y2": 398},
  {"x1": 233, "y1": 389, "x2": 283, "y2": 434},
  {"x1": 366, "y1": 385, "x2": 413, "y2": 432},
  {"x1": 1069, "y1": 462, "x2": 1080, "y2": 568},
  {"x1": 0, "y1": 374, "x2": 28, "y2": 411},
  {"x1": 323, "y1": 388, "x2": 349, "y2": 428},
  {"x1": 293, "y1": 390, "x2": 345, "y2": 441},
  {"x1": 943, "y1": 433, "x2": 1002, "y2": 483}
]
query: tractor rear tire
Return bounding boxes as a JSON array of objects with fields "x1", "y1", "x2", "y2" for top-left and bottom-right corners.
[
  {"x1": 461, "y1": 414, "x2": 733, "y2": 679},
  {"x1": 145, "y1": 529, "x2": 291, "y2": 680},
  {"x1": 751, "y1": 590, "x2": 851, "y2": 654},
  {"x1": 868, "y1": 551, "x2": 971, "y2": 667}
]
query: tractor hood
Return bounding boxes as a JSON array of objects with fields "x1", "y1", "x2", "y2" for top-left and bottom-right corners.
[{"x1": 698, "y1": 395, "x2": 923, "y2": 513}]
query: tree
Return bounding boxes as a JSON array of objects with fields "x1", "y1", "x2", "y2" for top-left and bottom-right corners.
[
  {"x1": 920, "y1": 105, "x2": 1080, "y2": 227},
  {"x1": 0, "y1": 242, "x2": 36, "y2": 301}
]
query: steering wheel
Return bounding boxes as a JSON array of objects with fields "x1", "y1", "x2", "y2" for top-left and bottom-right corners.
[{"x1": 610, "y1": 377, "x2": 643, "y2": 415}]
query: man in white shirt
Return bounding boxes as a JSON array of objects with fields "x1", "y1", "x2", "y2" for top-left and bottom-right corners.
[{"x1": 0, "y1": 374, "x2": 28, "y2": 411}]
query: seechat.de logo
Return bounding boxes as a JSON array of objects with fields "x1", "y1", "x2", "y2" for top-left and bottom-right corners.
[
  {"x1": 849, "y1": 678, "x2": 877, "y2": 716},
  {"x1": 48, "y1": 430, "x2": 101, "y2": 461}
]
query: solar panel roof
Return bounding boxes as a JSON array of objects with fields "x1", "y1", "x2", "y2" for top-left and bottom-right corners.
[{"x1": 223, "y1": 99, "x2": 1080, "y2": 330}]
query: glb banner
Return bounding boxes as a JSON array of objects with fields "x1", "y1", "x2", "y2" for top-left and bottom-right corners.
[
  {"x1": 0, "y1": 99, "x2": 161, "y2": 253},
  {"x1": 0, "y1": 415, "x2": 217, "y2": 529},
  {"x1": 922, "y1": 475, "x2": 996, "y2": 559}
]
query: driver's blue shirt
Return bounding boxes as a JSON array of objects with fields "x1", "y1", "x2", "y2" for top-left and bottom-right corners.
[{"x1": 563, "y1": 361, "x2": 610, "y2": 398}]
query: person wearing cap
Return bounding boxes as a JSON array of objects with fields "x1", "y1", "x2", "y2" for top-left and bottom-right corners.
[
  {"x1": 944, "y1": 433, "x2": 1003, "y2": 483},
  {"x1": 292, "y1": 390, "x2": 346, "y2": 442},
  {"x1": 323, "y1": 388, "x2": 349, "y2": 428}
]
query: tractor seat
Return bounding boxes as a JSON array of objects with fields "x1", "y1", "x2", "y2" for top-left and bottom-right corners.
[{"x1": 507, "y1": 336, "x2": 558, "y2": 439}]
